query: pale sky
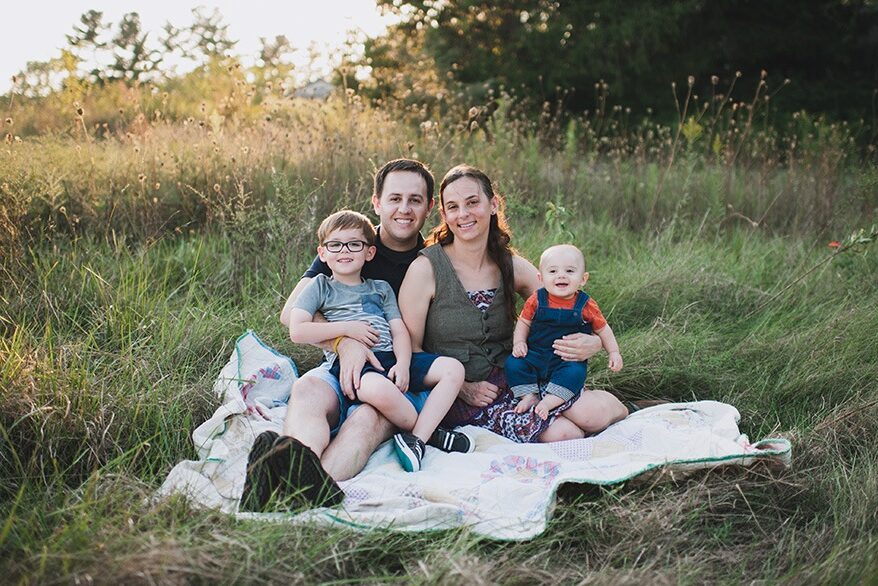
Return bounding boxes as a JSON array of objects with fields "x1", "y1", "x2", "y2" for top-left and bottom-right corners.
[{"x1": 3, "y1": 1, "x2": 398, "y2": 92}]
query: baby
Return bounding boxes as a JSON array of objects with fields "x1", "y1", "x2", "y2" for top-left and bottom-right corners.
[
  {"x1": 505, "y1": 244, "x2": 622, "y2": 419},
  {"x1": 288, "y1": 210, "x2": 466, "y2": 472}
]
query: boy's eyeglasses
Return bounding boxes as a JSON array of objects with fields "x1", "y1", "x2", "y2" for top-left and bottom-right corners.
[{"x1": 322, "y1": 240, "x2": 369, "y2": 253}]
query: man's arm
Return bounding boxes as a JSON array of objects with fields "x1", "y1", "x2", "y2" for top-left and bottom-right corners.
[{"x1": 280, "y1": 276, "x2": 314, "y2": 329}]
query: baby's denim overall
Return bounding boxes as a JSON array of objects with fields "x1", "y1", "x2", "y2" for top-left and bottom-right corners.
[{"x1": 505, "y1": 288, "x2": 593, "y2": 401}]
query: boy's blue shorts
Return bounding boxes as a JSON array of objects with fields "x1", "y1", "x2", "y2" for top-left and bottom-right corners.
[{"x1": 304, "y1": 351, "x2": 442, "y2": 437}]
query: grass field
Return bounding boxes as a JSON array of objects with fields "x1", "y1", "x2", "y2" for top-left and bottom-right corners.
[{"x1": 2, "y1": 97, "x2": 877, "y2": 583}]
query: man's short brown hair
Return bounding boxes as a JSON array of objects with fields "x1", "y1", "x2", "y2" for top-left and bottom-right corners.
[
  {"x1": 317, "y1": 210, "x2": 376, "y2": 245},
  {"x1": 373, "y1": 158, "x2": 434, "y2": 201}
]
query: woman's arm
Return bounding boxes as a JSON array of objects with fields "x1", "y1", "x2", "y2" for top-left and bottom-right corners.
[
  {"x1": 512, "y1": 254, "x2": 540, "y2": 301},
  {"x1": 397, "y1": 256, "x2": 436, "y2": 352}
]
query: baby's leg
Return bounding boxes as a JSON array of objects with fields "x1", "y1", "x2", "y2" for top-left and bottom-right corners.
[
  {"x1": 534, "y1": 393, "x2": 567, "y2": 420},
  {"x1": 357, "y1": 372, "x2": 417, "y2": 431},
  {"x1": 411, "y1": 357, "x2": 465, "y2": 442},
  {"x1": 504, "y1": 354, "x2": 540, "y2": 400},
  {"x1": 514, "y1": 393, "x2": 540, "y2": 413}
]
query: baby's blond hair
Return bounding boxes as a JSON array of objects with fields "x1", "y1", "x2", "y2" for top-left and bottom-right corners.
[{"x1": 539, "y1": 244, "x2": 586, "y2": 271}]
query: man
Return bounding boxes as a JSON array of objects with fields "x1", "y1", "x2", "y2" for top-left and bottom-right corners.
[
  {"x1": 242, "y1": 159, "x2": 446, "y2": 510},
  {"x1": 241, "y1": 159, "x2": 606, "y2": 511}
]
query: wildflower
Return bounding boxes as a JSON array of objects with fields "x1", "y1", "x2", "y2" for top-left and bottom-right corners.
[
  {"x1": 828, "y1": 241, "x2": 841, "y2": 249},
  {"x1": 76, "y1": 106, "x2": 84, "y2": 117},
  {"x1": 154, "y1": 182, "x2": 161, "y2": 190},
  {"x1": 688, "y1": 75, "x2": 695, "y2": 87},
  {"x1": 4, "y1": 117, "x2": 11, "y2": 126},
  {"x1": 711, "y1": 75, "x2": 719, "y2": 85},
  {"x1": 213, "y1": 183, "x2": 221, "y2": 192},
  {"x1": 4, "y1": 133, "x2": 11, "y2": 144},
  {"x1": 735, "y1": 71, "x2": 742, "y2": 78},
  {"x1": 1, "y1": 182, "x2": 8, "y2": 191},
  {"x1": 760, "y1": 69, "x2": 768, "y2": 79},
  {"x1": 138, "y1": 174, "x2": 146, "y2": 183}
]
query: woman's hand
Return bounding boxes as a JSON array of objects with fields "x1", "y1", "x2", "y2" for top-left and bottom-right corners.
[
  {"x1": 459, "y1": 380, "x2": 499, "y2": 407},
  {"x1": 552, "y1": 332, "x2": 603, "y2": 362}
]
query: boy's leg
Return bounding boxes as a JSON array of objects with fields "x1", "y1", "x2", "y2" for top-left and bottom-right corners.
[
  {"x1": 411, "y1": 357, "x2": 466, "y2": 442},
  {"x1": 357, "y1": 372, "x2": 418, "y2": 431}
]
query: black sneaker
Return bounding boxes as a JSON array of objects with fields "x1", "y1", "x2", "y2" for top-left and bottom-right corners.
[
  {"x1": 272, "y1": 436, "x2": 345, "y2": 508},
  {"x1": 393, "y1": 432, "x2": 425, "y2": 472},
  {"x1": 240, "y1": 431, "x2": 345, "y2": 511},
  {"x1": 428, "y1": 426, "x2": 475, "y2": 454},
  {"x1": 240, "y1": 430, "x2": 280, "y2": 512}
]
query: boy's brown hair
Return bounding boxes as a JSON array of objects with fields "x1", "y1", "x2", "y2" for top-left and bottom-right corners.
[{"x1": 317, "y1": 210, "x2": 376, "y2": 245}]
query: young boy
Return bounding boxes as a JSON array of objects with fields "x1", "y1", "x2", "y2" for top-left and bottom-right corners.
[
  {"x1": 287, "y1": 210, "x2": 466, "y2": 472},
  {"x1": 505, "y1": 244, "x2": 623, "y2": 420}
]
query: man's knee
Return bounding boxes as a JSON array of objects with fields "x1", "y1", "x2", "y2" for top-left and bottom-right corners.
[{"x1": 284, "y1": 376, "x2": 340, "y2": 429}]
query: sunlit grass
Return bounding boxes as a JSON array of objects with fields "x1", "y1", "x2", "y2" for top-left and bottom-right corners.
[{"x1": 1, "y1": 89, "x2": 877, "y2": 582}]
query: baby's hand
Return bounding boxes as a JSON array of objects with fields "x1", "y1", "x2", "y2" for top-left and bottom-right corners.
[
  {"x1": 608, "y1": 351, "x2": 623, "y2": 372},
  {"x1": 534, "y1": 400, "x2": 551, "y2": 420},
  {"x1": 514, "y1": 393, "x2": 539, "y2": 413},
  {"x1": 345, "y1": 321, "x2": 379, "y2": 347},
  {"x1": 388, "y1": 364, "x2": 409, "y2": 392},
  {"x1": 512, "y1": 341, "x2": 528, "y2": 358}
]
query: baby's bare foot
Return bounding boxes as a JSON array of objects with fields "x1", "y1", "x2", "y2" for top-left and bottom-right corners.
[{"x1": 515, "y1": 393, "x2": 539, "y2": 413}]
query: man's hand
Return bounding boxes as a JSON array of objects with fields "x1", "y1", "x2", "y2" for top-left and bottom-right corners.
[
  {"x1": 344, "y1": 321, "x2": 379, "y2": 347},
  {"x1": 336, "y1": 337, "x2": 383, "y2": 400},
  {"x1": 552, "y1": 332, "x2": 603, "y2": 362},
  {"x1": 459, "y1": 380, "x2": 499, "y2": 407}
]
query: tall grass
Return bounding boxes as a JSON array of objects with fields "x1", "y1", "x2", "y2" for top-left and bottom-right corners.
[{"x1": 2, "y1": 90, "x2": 877, "y2": 582}]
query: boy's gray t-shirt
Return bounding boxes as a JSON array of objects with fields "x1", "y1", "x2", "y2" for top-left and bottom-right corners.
[{"x1": 292, "y1": 274, "x2": 401, "y2": 364}]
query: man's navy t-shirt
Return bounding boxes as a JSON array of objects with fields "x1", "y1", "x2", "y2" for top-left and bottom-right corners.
[{"x1": 303, "y1": 227, "x2": 426, "y2": 297}]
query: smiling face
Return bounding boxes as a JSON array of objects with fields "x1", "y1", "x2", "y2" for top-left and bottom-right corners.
[
  {"x1": 538, "y1": 245, "x2": 589, "y2": 298},
  {"x1": 439, "y1": 176, "x2": 498, "y2": 243},
  {"x1": 372, "y1": 170, "x2": 433, "y2": 251},
  {"x1": 317, "y1": 227, "x2": 376, "y2": 284}
]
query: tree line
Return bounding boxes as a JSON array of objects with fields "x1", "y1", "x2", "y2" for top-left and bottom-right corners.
[{"x1": 354, "y1": 0, "x2": 878, "y2": 120}]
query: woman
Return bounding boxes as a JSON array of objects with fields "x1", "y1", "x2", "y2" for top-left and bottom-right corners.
[{"x1": 398, "y1": 164, "x2": 628, "y2": 442}]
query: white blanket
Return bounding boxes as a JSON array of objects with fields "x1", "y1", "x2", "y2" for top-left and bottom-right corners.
[{"x1": 158, "y1": 332, "x2": 792, "y2": 540}]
